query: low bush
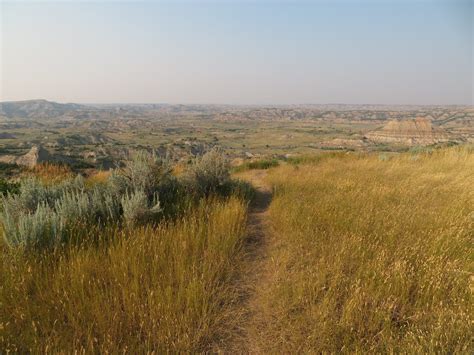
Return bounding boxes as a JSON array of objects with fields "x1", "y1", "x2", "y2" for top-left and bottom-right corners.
[
  {"x1": 0, "y1": 179, "x2": 19, "y2": 196},
  {"x1": 232, "y1": 158, "x2": 279, "y2": 173},
  {"x1": 0, "y1": 177, "x2": 119, "y2": 248},
  {"x1": 121, "y1": 189, "x2": 161, "y2": 227},
  {"x1": 0, "y1": 153, "x2": 176, "y2": 248},
  {"x1": 0, "y1": 162, "x2": 21, "y2": 179},
  {"x1": 183, "y1": 148, "x2": 232, "y2": 196},
  {"x1": 0, "y1": 149, "x2": 251, "y2": 249}
]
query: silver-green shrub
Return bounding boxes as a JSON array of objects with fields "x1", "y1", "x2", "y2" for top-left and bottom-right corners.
[
  {"x1": 184, "y1": 148, "x2": 231, "y2": 196},
  {"x1": 2, "y1": 201, "x2": 61, "y2": 248},
  {"x1": 55, "y1": 190, "x2": 91, "y2": 225},
  {"x1": 1, "y1": 180, "x2": 124, "y2": 248},
  {"x1": 117, "y1": 151, "x2": 162, "y2": 195},
  {"x1": 1, "y1": 178, "x2": 92, "y2": 248},
  {"x1": 121, "y1": 189, "x2": 148, "y2": 227},
  {"x1": 0, "y1": 150, "x2": 235, "y2": 248},
  {"x1": 107, "y1": 171, "x2": 130, "y2": 196},
  {"x1": 90, "y1": 185, "x2": 122, "y2": 223},
  {"x1": 120, "y1": 189, "x2": 160, "y2": 227},
  {"x1": 0, "y1": 152, "x2": 175, "y2": 248}
]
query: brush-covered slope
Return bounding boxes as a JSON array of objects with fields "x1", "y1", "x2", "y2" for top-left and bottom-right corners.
[{"x1": 0, "y1": 99, "x2": 84, "y2": 118}]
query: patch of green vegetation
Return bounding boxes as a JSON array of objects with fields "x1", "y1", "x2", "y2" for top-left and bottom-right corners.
[
  {"x1": 0, "y1": 178, "x2": 19, "y2": 196},
  {"x1": 0, "y1": 162, "x2": 22, "y2": 179},
  {"x1": 232, "y1": 158, "x2": 280, "y2": 173},
  {"x1": 320, "y1": 146, "x2": 353, "y2": 151},
  {"x1": 0, "y1": 149, "x2": 250, "y2": 249},
  {"x1": 286, "y1": 152, "x2": 347, "y2": 165}
]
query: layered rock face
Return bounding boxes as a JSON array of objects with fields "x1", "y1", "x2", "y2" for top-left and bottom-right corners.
[
  {"x1": 15, "y1": 146, "x2": 52, "y2": 168},
  {"x1": 365, "y1": 117, "x2": 452, "y2": 145},
  {"x1": 0, "y1": 146, "x2": 52, "y2": 168}
]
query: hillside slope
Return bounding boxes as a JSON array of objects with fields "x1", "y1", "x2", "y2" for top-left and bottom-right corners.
[
  {"x1": 0, "y1": 99, "x2": 84, "y2": 118},
  {"x1": 242, "y1": 148, "x2": 473, "y2": 353}
]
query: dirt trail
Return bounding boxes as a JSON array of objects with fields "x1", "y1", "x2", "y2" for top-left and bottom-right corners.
[{"x1": 222, "y1": 169, "x2": 273, "y2": 353}]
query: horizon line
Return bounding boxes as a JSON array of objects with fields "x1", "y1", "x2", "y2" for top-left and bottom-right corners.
[{"x1": 1, "y1": 98, "x2": 473, "y2": 107}]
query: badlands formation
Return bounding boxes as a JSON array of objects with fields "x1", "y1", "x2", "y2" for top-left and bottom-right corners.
[{"x1": 365, "y1": 117, "x2": 453, "y2": 145}]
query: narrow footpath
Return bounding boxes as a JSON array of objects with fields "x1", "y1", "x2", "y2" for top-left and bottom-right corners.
[{"x1": 222, "y1": 169, "x2": 274, "y2": 354}]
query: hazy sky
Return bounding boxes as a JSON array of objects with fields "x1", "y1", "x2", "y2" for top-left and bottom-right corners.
[{"x1": 1, "y1": 0, "x2": 472, "y2": 105}]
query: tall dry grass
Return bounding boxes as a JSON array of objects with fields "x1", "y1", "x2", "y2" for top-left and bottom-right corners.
[
  {"x1": 27, "y1": 163, "x2": 74, "y2": 184},
  {"x1": 85, "y1": 170, "x2": 111, "y2": 186},
  {"x1": 0, "y1": 197, "x2": 247, "y2": 352},
  {"x1": 255, "y1": 147, "x2": 473, "y2": 353}
]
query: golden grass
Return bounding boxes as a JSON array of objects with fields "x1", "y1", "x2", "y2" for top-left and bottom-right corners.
[
  {"x1": 85, "y1": 170, "x2": 111, "y2": 186},
  {"x1": 0, "y1": 197, "x2": 247, "y2": 352},
  {"x1": 172, "y1": 163, "x2": 187, "y2": 177},
  {"x1": 26, "y1": 163, "x2": 74, "y2": 184},
  {"x1": 254, "y1": 147, "x2": 473, "y2": 353}
]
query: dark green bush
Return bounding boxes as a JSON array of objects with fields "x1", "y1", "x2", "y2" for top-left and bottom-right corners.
[
  {"x1": 0, "y1": 178, "x2": 19, "y2": 196},
  {"x1": 232, "y1": 158, "x2": 279, "y2": 172}
]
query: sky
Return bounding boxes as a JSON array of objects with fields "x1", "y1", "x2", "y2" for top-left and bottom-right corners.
[{"x1": 0, "y1": 0, "x2": 472, "y2": 105}]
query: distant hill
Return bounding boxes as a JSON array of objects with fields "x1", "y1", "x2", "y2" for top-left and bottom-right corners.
[
  {"x1": 0, "y1": 132, "x2": 16, "y2": 139},
  {"x1": 1, "y1": 100, "x2": 473, "y2": 126},
  {"x1": 364, "y1": 117, "x2": 456, "y2": 145},
  {"x1": 0, "y1": 99, "x2": 85, "y2": 118}
]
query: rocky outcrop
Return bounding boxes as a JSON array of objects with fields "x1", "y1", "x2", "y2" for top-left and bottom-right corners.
[
  {"x1": 15, "y1": 146, "x2": 52, "y2": 168},
  {"x1": 364, "y1": 117, "x2": 452, "y2": 145},
  {"x1": 0, "y1": 155, "x2": 16, "y2": 165},
  {"x1": 0, "y1": 146, "x2": 53, "y2": 168}
]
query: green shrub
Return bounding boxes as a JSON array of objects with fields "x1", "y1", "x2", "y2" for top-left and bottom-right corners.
[
  {"x1": 116, "y1": 151, "x2": 162, "y2": 195},
  {"x1": 13, "y1": 202, "x2": 60, "y2": 248},
  {"x1": 204, "y1": 178, "x2": 256, "y2": 202},
  {"x1": 0, "y1": 150, "x2": 250, "y2": 249},
  {"x1": 0, "y1": 162, "x2": 21, "y2": 179},
  {"x1": 0, "y1": 177, "x2": 120, "y2": 248},
  {"x1": 0, "y1": 178, "x2": 19, "y2": 196},
  {"x1": 232, "y1": 158, "x2": 279, "y2": 173},
  {"x1": 89, "y1": 184, "x2": 122, "y2": 223},
  {"x1": 0, "y1": 152, "x2": 172, "y2": 248},
  {"x1": 183, "y1": 148, "x2": 231, "y2": 196},
  {"x1": 121, "y1": 189, "x2": 161, "y2": 227}
]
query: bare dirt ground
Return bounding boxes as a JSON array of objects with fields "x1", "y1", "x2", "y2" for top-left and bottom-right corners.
[{"x1": 220, "y1": 169, "x2": 274, "y2": 353}]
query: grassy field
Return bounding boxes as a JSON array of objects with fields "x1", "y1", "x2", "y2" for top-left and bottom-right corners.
[
  {"x1": 251, "y1": 147, "x2": 473, "y2": 353},
  {"x1": 0, "y1": 150, "x2": 251, "y2": 352},
  {"x1": 1, "y1": 147, "x2": 472, "y2": 352},
  {"x1": 0, "y1": 197, "x2": 247, "y2": 352}
]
